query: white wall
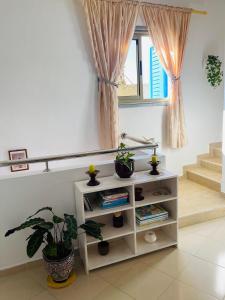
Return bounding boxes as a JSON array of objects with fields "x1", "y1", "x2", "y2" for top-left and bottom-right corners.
[
  {"x1": 0, "y1": 0, "x2": 224, "y2": 176},
  {"x1": 120, "y1": 0, "x2": 225, "y2": 175},
  {"x1": 0, "y1": 0, "x2": 99, "y2": 174}
]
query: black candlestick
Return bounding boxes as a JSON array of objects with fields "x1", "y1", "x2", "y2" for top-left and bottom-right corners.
[
  {"x1": 149, "y1": 161, "x2": 160, "y2": 175},
  {"x1": 86, "y1": 170, "x2": 100, "y2": 186}
]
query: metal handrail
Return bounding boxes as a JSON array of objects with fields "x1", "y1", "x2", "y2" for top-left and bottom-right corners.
[{"x1": 0, "y1": 134, "x2": 158, "y2": 172}]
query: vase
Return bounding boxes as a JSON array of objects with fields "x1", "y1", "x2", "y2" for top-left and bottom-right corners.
[
  {"x1": 43, "y1": 250, "x2": 74, "y2": 283},
  {"x1": 115, "y1": 159, "x2": 134, "y2": 178}
]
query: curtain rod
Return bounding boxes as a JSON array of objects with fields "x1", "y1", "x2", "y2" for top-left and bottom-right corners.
[{"x1": 90, "y1": 0, "x2": 208, "y2": 15}]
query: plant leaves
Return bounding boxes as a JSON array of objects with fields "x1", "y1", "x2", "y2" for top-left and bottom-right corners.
[
  {"x1": 26, "y1": 229, "x2": 45, "y2": 258},
  {"x1": 64, "y1": 214, "x2": 77, "y2": 240},
  {"x1": 46, "y1": 232, "x2": 54, "y2": 245},
  {"x1": 43, "y1": 244, "x2": 57, "y2": 258},
  {"x1": 5, "y1": 218, "x2": 45, "y2": 237},
  {"x1": 53, "y1": 215, "x2": 64, "y2": 224},
  {"x1": 80, "y1": 220, "x2": 104, "y2": 241},
  {"x1": 27, "y1": 207, "x2": 53, "y2": 219}
]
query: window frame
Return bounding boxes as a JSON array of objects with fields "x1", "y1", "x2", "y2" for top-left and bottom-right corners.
[{"x1": 119, "y1": 27, "x2": 169, "y2": 106}]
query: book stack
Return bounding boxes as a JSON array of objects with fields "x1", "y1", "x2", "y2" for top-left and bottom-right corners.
[
  {"x1": 99, "y1": 188, "x2": 129, "y2": 209},
  {"x1": 136, "y1": 205, "x2": 168, "y2": 226}
]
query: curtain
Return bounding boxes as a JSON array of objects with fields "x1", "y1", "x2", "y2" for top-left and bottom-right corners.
[
  {"x1": 142, "y1": 4, "x2": 191, "y2": 148},
  {"x1": 83, "y1": 0, "x2": 139, "y2": 149}
]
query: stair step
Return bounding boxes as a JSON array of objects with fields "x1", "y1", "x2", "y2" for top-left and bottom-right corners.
[
  {"x1": 209, "y1": 143, "x2": 222, "y2": 159},
  {"x1": 186, "y1": 166, "x2": 221, "y2": 192},
  {"x1": 199, "y1": 156, "x2": 222, "y2": 172}
]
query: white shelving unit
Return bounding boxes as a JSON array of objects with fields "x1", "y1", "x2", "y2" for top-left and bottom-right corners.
[{"x1": 74, "y1": 170, "x2": 178, "y2": 273}]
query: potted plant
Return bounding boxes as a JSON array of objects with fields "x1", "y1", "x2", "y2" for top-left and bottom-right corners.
[
  {"x1": 115, "y1": 143, "x2": 135, "y2": 178},
  {"x1": 5, "y1": 207, "x2": 104, "y2": 282}
]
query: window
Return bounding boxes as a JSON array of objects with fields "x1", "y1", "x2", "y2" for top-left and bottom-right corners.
[{"x1": 118, "y1": 27, "x2": 169, "y2": 105}]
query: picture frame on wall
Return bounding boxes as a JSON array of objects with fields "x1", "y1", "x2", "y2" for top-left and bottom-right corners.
[{"x1": 8, "y1": 149, "x2": 29, "y2": 172}]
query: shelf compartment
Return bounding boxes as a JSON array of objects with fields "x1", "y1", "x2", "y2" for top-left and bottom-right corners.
[
  {"x1": 136, "y1": 217, "x2": 177, "y2": 233},
  {"x1": 85, "y1": 203, "x2": 133, "y2": 219},
  {"x1": 135, "y1": 177, "x2": 177, "y2": 207},
  {"x1": 136, "y1": 225, "x2": 177, "y2": 256},
  {"x1": 84, "y1": 185, "x2": 134, "y2": 219},
  {"x1": 86, "y1": 210, "x2": 135, "y2": 245},
  {"x1": 87, "y1": 235, "x2": 135, "y2": 270}
]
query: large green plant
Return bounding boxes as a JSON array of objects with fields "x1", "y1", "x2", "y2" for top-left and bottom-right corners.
[
  {"x1": 115, "y1": 143, "x2": 135, "y2": 170},
  {"x1": 206, "y1": 55, "x2": 223, "y2": 88},
  {"x1": 5, "y1": 207, "x2": 104, "y2": 260}
]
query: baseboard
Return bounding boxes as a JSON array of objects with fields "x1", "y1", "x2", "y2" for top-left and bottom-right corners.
[{"x1": 0, "y1": 249, "x2": 80, "y2": 276}]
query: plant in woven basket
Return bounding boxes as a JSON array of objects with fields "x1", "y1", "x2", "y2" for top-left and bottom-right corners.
[{"x1": 206, "y1": 55, "x2": 223, "y2": 88}]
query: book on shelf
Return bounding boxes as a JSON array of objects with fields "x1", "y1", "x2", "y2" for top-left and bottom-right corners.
[
  {"x1": 136, "y1": 204, "x2": 168, "y2": 221},
  {"x1": 84, "y1": 194, "x2": 94, "y2": 211},
  {"x1": 136, "y1": 214, "x2": 168, "y2": 226},
  {"x1": 99, "y1": 188, "x2": 129, "y2": 209},
  {"x1": 136, "y1": 204, "x2": 169, "y2": 226},
  {"x1": 83, "y1": 188, "x2": 129, "y2": 211}
]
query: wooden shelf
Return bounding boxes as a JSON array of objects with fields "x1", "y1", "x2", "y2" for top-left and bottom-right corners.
[
  {"x1": 75, "y1": 169, "x2": 178, "y2": 273},
  {"x1": 85, "y1": 203, "x2": 133, "y2": 219},
  {"x1": 136, "y1": 218, "x2": 177, "y2": 233},
  {"x1": 135, "y1": 193, "x2": 177, "y2": 207},
  {"x1": 136, "y1": 229, "x2": 177, "y2": 255},
  {"x1": 88, "y1": 237, "x2": 134, "y2": 270},
  {"x1": 87, "y1": 223, "x2": 134, "y2": 245}
]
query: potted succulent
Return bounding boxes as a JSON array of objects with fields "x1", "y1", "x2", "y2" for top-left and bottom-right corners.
[
  {"x1": 5, "y1": 207, "x2": 104, "y2": 282},
  {"x1": 115, "y1": 143, "x2": 135, "y2": 178}
]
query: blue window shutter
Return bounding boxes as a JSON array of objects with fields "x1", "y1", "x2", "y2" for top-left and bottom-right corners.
[{"x1": 150, "y1": 47, "x2": 168, "y2": 99}]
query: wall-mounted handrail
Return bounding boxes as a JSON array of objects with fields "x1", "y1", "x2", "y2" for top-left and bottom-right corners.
[{"x1": 0, "y1": 134, "x2": 158, "y2": 171}]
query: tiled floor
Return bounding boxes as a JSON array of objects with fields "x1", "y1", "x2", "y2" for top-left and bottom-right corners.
[{"x1": 2, "y1": 217, "x2": 225, "y2": 299}]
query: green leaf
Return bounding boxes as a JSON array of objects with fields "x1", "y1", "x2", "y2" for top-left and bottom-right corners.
[
  {"x1": 80, "y1": 220, "x2": 104, "y2": 241},
  {"x1": 38, "y1": 222, "x2": 54, "y2": 230},
  {"x1": 63, "y1": 230, "x2": 72, "y2": 250},
  {"x1": 27, "y1": 207, "x2": 53, "y2": 219},
  {"x1": 46, "y1": 232, "x2": 54, "y2": 245},
  {"x1": 43, "y1": 244, "x2": 57, "y2": 258},
  {"x1": 5, "y1": 218, "x2": 45, "y2": 237},
  {"x1": 26, "y1": 229, "x2": 45, "y2": 258},
  {"x1": 53, "y1": 215, "x2": 64, "y2": 224},
  {"x1": 64, "y1": 214, "x2": 77, "y2": 240}
]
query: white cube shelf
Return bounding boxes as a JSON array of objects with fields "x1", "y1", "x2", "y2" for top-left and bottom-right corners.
[{"x1": 74, "y1": 170, "x2": 178, "y2": 273}]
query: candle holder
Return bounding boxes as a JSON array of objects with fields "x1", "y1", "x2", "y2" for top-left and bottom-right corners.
[
  {"x1": 149, "y1": 161, "x2": 160, "y2": 176},
  {"x1": 86, "y1": 170, "x2": 100, "y2": 186}
]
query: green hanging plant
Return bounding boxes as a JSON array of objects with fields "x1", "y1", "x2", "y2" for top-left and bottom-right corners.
[{"x1": 205, "y1": 55, "x2": 223, "y2": 88}]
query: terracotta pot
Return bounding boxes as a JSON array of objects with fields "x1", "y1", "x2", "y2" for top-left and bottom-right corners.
[
  {"x1": 43, "y1": 250, "x2": 74, "y2": 283},
  {"x1": 115, "y1": 159, "x2": 134, "y2": 178}
]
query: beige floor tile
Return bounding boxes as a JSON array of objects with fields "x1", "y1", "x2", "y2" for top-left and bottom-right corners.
[
  {"x1": 178, "y1": 255, "x2": 225, "y2": 299},
  {"x1": 93, "y1": 285, "x2": 134, "y2": 300},
  {"x1": 158, "y1": 280, "x2": 218, "y2": 300},
  {"x1": 31, "y1": 291, "x2": 56, "y2": 300},
  {"x1": 142, "y1": 248, "x2": 193, "y2": 278},
  {"x1": 195, "y1": 238, "x2": 225, "y2": 268},
  {"x1": 95, "y1": 258, "x2": 139, "y2": 285},
  {"x1": 0, "y1": 270, "x2": 44, "y2": 300},
  {"x1": 49, "y1": 272, "x2": 110, "y2": 300},
  {"x1": 178, "y1": 231, "x2": 207, "y2": 255},
  {"x1": 112, "y1": 262, "x2": 173, "y2": 300}
]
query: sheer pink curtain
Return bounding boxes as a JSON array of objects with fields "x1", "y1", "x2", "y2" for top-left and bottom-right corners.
[
  {"x1": 142, "y1": 4, "x2": 191, "y2": 148},
  {"x1": 83, "y1": 0, "x2": 139, "y2": 149}
]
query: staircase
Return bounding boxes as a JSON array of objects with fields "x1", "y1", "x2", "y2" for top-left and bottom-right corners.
[
  {"x1": 180, "y1": 143, "x2": 225, "y2": 227},
  {"x1": 184, "y1": 143, "x2": 222, "y2": 192}
]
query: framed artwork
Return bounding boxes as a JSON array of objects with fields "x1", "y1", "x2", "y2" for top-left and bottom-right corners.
[{"x1": 8, "y1": 149, "x2": 29, "y2": 172}]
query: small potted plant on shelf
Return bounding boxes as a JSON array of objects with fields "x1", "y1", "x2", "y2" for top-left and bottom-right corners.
[
  {"x1": 115, "y1": 143, "x2": 135, "y2": 178},
  {"x1": 5, "y1": 207, "x2": 104, "y2": 283}
]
